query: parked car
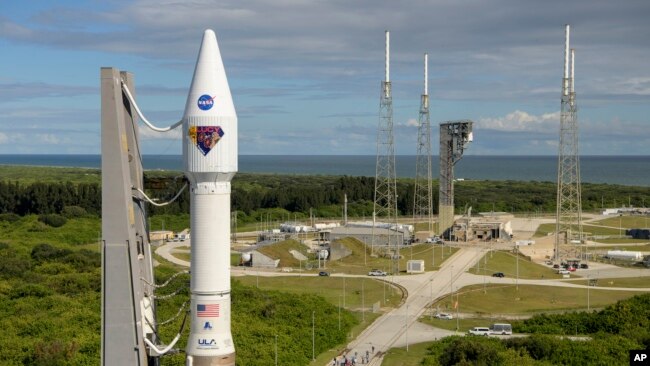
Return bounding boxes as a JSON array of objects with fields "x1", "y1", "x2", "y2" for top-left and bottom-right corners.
[
  {"x1": 553, "y1": 264, "x2": 560, "y2": 269},
  {"x1": 580, "y1": 263, "x2": 589, "y2": 269},
  {"x1": 468, "y1": 327, "x2": 490, "y2": 336},
  {"x1": 318, "y1": 271, "x2": 330, "y2": 276},
  {"x1": 558, "y1": 269, "x2": 570, "y2": 275},
  {"x1": 368, "y1": 269, "x2": 387, "y2": 276},
  {"x1": 492, "y1": 272, "x2": 505, "y2": 278},
  {"x1": 568, "y1": 266, "x2": 577, "y2": 272},
  {"x1": 435, "y1": 313, "x2": 453, "y2": 320}
]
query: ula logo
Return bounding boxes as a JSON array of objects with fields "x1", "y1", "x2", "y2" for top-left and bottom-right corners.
[
  {"x1": 203, "y1": 322, "x2": 213, "y2": 330},
  {"x1": 197, "y1": 94, "x2": 215, "y2": 111},
  {"x1": 198, "y1": 338, "x2": 217, "y2": 346}
]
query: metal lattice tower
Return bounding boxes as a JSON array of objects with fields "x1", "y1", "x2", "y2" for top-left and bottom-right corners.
[
  {"x1": 372, "y1": 31, "x2": 398, "y2": 265},
  {"x1": 555, "y1": 24, "x2": 583, "y2": 261},
  {"x1": 438, "y1": 121, "x2": 473, "y2": 240},
  {"x1": 413, "y1": 53, "x2": 433, "y2": 234}
]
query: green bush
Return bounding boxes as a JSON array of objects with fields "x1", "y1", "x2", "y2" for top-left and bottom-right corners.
[
  {"x1": 62, "y1": 205, "x2": 87, "y2": 218},
  {"x1": 9, "y1": 284, "x2": 53, "y2": 299},
  {"x1": 38, "y1": 214, "x2": 67, "y2": 228},
  {"x1": 0, "y1": 213, "x2": 20, "y2": 222}
]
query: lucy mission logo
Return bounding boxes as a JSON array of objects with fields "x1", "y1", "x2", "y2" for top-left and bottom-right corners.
[
  {"x1": 189, "y1": 126, "x2": 224, "y2": 156},
  {"x1": 197, "y1": 94, "x2": 216, "y2": 111}
]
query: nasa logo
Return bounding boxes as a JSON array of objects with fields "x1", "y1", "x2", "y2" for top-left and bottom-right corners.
[
  {"x1": 197, "y1": 94, "x2": 215, "y2": 111},
  {"x1": 203, "y1": 321, "x2": 213, "y2": 330}
]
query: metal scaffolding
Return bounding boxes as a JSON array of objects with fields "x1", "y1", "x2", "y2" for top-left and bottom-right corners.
[
  {"x1": 413, "y1": 53, "x2": 433, "y2": 234},
  {"x1": 438, "y1": 120, "x2": 473, "y2": 239},
  {"x1": 372, "y1": 31, "x2": 399, "y2": 269},
  {"x1": 555, "y1": 24, "x2": 583, "y2": 261}
]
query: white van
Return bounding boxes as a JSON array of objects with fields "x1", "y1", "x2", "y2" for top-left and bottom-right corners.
[
  {"x1": 468, "y1": 327, "x2": 490, "y2": 336},
  {"x1": 489, "y1": 323, "x2": 512, "y2": 335}
]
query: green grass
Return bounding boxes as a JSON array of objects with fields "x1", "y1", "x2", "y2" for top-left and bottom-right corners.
[
  {"x1": 148, "y1": 214, "x2": 190, "y2": 233},
  {"x1": 591, "y1": 215, "x2": 650, "y2": 229},
  {"x1": 534, "y1": 223, "x2": 623, "y2": 237},
  {"x1": 468, "y1": 250, "x2": 565, "y2": 279},
  {"x1": 235, "y1": 275, "x2": 404, "y2": 310},
  {"x1": 381, "y1": 342, "x2": 434, "y2": 366},
  {"x1": 591, "y1": 239, "x2": 650, "y2": 244},
  {"x1": 256, "y1": 239, "x2": 310, "y2": 267},
  {"x1": 433, "y1": 284, "x2": 647, "y2": 314},
  {"x1": 326, "y1": 237, "x2": 458, "y2": 275},
  {"x1": 566, "y1": 277, "x2": 650, "y2": 288},
  {"x1": 309, "y1": 312, "x2": 381, "y2": 366}
]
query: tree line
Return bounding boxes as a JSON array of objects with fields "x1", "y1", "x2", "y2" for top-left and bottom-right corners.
[{"x1": 1, "y1": 173, "x2": 649, "y2": 223}]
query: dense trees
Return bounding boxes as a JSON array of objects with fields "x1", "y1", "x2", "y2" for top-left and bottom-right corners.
[{"x1": 1, "y1": 173, "x2": 649, "y2": 223}]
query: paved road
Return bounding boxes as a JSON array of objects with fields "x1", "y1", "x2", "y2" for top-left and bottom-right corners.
[
  {"x1": 342, "y1": 247, "x2": 486, "y2": 365},
  {"x1": 154, "y1": 241, "x2": 650, "y2": 366}
]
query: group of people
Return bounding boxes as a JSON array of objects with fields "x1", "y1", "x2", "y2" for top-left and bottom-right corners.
[{"x1": 332, "y1": 347, "x2": 375, "y2": 366}]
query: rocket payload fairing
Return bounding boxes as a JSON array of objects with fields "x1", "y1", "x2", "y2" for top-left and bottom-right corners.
[{"x1": 183, "y1": 29, "x2": 237, "y2": 366}]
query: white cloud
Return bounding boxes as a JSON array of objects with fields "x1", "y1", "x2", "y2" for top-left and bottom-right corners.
[
  {"x1": 0, "y1": 132, "x2": 8, "y2": 144},
  {"x1": 477, "y1": 110, "x2": 560, "y2": 133}
]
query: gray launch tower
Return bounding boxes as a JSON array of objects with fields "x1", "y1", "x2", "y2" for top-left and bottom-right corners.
[
  {"x1": 372, "y1": 31, "x2": 398, "y2": 261},
  {"x1": 555, "y1": 24, "x2": 583, "y2": 261},
  {"x1": 438, "y1": 121, "x2": 473, "y2": 239},
  {"x1": 413, "y1": 54, "x2": 433, "y2": 234}
]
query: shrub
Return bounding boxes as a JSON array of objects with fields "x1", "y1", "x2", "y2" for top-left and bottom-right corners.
[
  {"x1": 38, "y1": 214, "x2": 67, "y2": 228},
  {"x1": 9, "y1": 284, "x2": 53, "y2": 299},
  {"x1": 0, "y1": 213, "x2": 20, "y2": 222},
  {"x1": 31, "y1": 244, "x2": 72, "y2": 263},
  {"x1": 62, "y1": 205, "x2": 87, "y2": 218}
]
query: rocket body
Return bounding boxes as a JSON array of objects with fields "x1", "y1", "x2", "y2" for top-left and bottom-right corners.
[{"x1": 184, "y1": 29, "x2": 236, "y2": 366}]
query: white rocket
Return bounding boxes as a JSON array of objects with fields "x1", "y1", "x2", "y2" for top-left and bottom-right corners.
[{"x1": 183, "y1": 29, "x2": 237, "y2": 366}]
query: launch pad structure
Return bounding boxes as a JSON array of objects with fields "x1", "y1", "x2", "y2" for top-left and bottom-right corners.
[
  {"x1": 555, "y1": 24, "x2": 583, "y2": 262},
  {"x1": 412, "y1": 53, "x2": 433, "y2": 235},
  {"x1": 101, "y1": 29, "x2": 238, "y2": 366},
  {"x1": 101, "y1": 68, "x2": 160, "y2": 366},
  {"x1": 372, "y1": 31, "x2": 399, "y2": 271},
  {"x1": 438, "y1": 120, "x2": 473, "y2": 240}
]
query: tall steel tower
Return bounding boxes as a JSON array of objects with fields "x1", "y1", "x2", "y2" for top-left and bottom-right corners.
[
  {"x1": 438, "y1": 121, "x2": 473, "y2": 240},
  {"x1": 555, "y1": 24, "x2": 583, "y2": 261},
  {"x1": 413, "y1": 53, "x2": 433, "y2": 234},
  {"x1": 372, "y1": 31, "x2": 398, "y2": 261}
]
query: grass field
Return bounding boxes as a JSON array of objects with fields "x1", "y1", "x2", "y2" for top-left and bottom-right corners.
[
  {"x1": 381, "y1": 342, "x2": 433, "y2": 366},
  {"x1": 534, "y1": 223, "x2": 623, "y2": 237},
  {"x1": 433, "y1": 284, "x2": 646, "y2": 314},
  {"x1": 325, "y1": 238, "x2": 458, "y2": 275},
  {"x1": 467, "y1": 250, "x2": 565, "y2": 279},
  {"x1": 235, "y1": 275, "x2": 404, "y2": 310},
  {"x1": 591, "y1": 215, "x2": 650, "y2": 229},
  {"x1": 566, "y1": 276, "x2": 650, "y2": 288},
  {"x1": 256, "y1": 239, "x2": 310, "y2": 267},
  {"x1": 0, "y1": 165, "x2": 101, "y2": 184}
]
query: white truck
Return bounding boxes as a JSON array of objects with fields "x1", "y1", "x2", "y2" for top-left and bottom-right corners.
[{"x1": 368, "y1": 269, "x2": 387, "y2": 276}]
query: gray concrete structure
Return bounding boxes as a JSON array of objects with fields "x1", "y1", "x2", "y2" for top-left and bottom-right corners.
[{"x1": 101, "y1": 68, "x2": 157, "y2": 365}]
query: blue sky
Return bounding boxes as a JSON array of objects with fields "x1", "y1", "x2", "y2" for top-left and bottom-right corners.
[{"x1": 1, "y1": 0, "x2": 649, "y2": 155}]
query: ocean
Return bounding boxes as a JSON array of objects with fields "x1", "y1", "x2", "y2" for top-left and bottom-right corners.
[{"x1": 0, "y1": 154, "x2": 648, "y2": 186}]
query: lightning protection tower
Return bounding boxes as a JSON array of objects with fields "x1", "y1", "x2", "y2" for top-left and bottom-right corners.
[
  {"x1": 555, "y1": 24, "x2": 583, "y2": 261},
  {"x1": 438, "y1": 120, "x2": 473, "y2": 240},
  {"x1": 372, "y1": 31, "x2": 398, "y2": 265},
  {"x1": 413, "y1": 53, "x2": 433, "y2": 234}
]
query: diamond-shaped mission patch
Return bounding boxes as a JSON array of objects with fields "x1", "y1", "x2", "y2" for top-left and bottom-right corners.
[{"x1": 189, "y1": 126, "x2": 224, "y2": 156}]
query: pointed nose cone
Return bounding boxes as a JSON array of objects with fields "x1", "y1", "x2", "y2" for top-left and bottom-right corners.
[
  {"x1": 183, "y1": 29, "x2": 238, "y2": 177},
  {"x1": 183, "y1": 29, "x2": 236, "y2": 119}
]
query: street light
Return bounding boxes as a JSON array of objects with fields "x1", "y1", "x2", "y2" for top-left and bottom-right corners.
[
  {"x1": 312, "y1": 311, "x2": 315, "y2": 361},
  {"x1": 405, "y1": 304, "x2": 409, "y2": 352},
  {"x1": 275, "y1": 334, "x2": 278, "y2": 366}
]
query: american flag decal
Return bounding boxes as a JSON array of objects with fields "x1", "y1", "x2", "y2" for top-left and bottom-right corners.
[{"x1": 197, "y1": 304, "x2": 220, "y2": 317}]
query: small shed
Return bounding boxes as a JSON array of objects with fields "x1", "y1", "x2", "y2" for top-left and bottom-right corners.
[{"x1": 406, "y1": 260, "x2": 425, "y2": 274}]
